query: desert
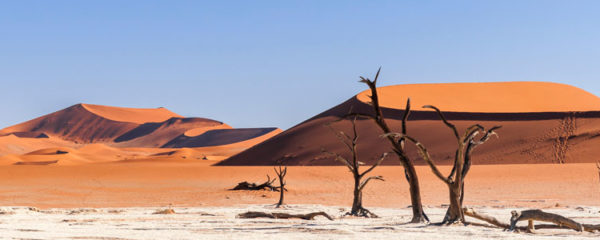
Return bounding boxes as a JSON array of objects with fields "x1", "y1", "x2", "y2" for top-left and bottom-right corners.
[
  {"x1": 1, "y1": 80, "x2": 600, "y2": 239},
  {"x1": 3, "y1": 2, "x2": 600, "y2": 238}
]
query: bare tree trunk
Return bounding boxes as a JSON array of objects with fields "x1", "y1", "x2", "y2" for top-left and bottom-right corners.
[
  {"x1": 356, "y1": 69, "x2": 428, "y2": 222},
  {"x1": 444, "y1": 184, "x2": 464, "y2": 223},
  {"x1": 394, "y1": 107, "x2": 501, "y2": 225},
  {"x1": 323, "y1": 116, "x2": 387, "y2": 218},
  {"x1": 403, "y1": 161, "x2": 427, "y2": 223},
  {"x1": 274, "y1": 164, "x2": 287, "y2": 208},
  {"x1": 351, "y1": 175, "x2": 362, "y2": 214},
  {"x1": 276, "y1": 176, "x2": 285, "y2": 207}
]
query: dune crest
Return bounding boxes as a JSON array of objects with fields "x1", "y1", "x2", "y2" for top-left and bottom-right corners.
[
  {"x1": 356, "y1": 82, "x2": 600, "y2": 113},
  {"x1": 80, "y1": 104, "x2": 182, "y2": 124}
]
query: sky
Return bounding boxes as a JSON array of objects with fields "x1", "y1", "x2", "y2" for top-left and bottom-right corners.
[{"x1": 1, "y1": 0, "x2": 599, "y2": 130}]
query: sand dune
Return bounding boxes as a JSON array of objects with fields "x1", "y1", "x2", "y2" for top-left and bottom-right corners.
[
  {"x1": 0, "y1": 134, "x2": 80, "y2": 156},
  {"x1": 80, "y1": 103, "x2": 182, "y2": 124},
  {"x1": 0, "y1": 104, "x2": 140, "y2": 143},
  {"x1": 220, "y1": 82, "x2": 600, "y2": 165},
  {"x1": 0, "y1": 103, "x2": 278, "y2": 165},
  {"x1": 163, "y1": 128, "x2": 280, "y2": 148},
  {"x1": 112, "y1": 117, "x2": 231, "y2": 148},
  {"x1": 356, "y1": 81, "x2": 600, "y2": 113}
]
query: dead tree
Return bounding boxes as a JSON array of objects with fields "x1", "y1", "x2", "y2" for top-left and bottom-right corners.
[
  {"x1": 464, "y1": 208, "x2": 600, "y2": 233},
  {"x1": 231, "y1": 175, "x2": 278, "y2": 191},
  {"x1": 596, "y1": 161, "x2": 600, "y2": 185},
  {"x1": 510, "y1": 209, "x2": 600, "y2": 233},
  {"x1": 387, "y1": 105, "x2": 501, "y2": 224},
  {"x1": 322, "y1": 116, "x2": 388, "y2": 218},
  {"x1": 355, "y1": 69, "x2": 428, "y2": 222},
  {"x1": 238, "y1": 211, "x2": 334, "y2": 220},
  {"x1": 274, "y1": 162, "x2": 287, "y2": 208}
]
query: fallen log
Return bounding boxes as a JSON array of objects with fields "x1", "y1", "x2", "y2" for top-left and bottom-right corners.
[
  {"x1": 463, "y1": 208, "x2": 599, "y2": 233},
  {"x1": 463, "y1": 208, "x2": 510, "y2": 229},
  {"x1": 511, "y1": 209, "x2": 600, "y2": 233},
  {"x1": 237, "y1": 211, "x2": 334, "y2": 220},
  {"x1": 510, "y1": 209, "x2": 582, "y2": 232},
  {"x1": 230, "y1": 175, "x2": 278, "y2": 191}
]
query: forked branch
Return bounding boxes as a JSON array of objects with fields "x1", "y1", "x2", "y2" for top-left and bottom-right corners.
[{"x1": 359, "y1": 175, "x2": 384, "y2": 191}]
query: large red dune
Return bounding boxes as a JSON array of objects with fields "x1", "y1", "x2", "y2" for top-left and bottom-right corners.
[
  {"x1": 219, "y1": 81, "x2": 600, "y2": 165},
  {"x1": 0, "y1": 103, "x2": 279, "y2": 165}
]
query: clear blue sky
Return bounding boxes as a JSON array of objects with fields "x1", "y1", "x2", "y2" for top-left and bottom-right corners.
[{"x1": 1, "y1": 1, "x2": 599, "y2": 130}]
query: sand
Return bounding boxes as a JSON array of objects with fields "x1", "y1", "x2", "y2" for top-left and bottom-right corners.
[
  {"x1": 356, "y1": 82, "x2": 600, "y2": 113},
  {"x1": 0, "y1": 82, "x2": 598, "y2": 238},
  {"x1": 80, "y1": 104, "x2": 182, "y2": 124},
  {"x1": 1, "y1": 162, "x2": 598, "y2": 238},
  {"x1": 0, "y1": 103, "x2": 280, "y2": 165},
  {"x1": 0, "y1": 163, "x2": 597, "y2": 208},
  {"x1": 222, "y1": 82, "x2": 600, "y2": 166}
]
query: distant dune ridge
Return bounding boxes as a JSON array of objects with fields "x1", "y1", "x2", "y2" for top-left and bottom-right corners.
[
  {"x1": 220, "y1": 81, "x2": 600, "y2": 166},
  {"x1": 0, "y1": 103, "x2": 279, "y2": 165}
]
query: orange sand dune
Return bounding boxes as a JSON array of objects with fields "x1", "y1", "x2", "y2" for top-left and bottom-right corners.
[
  {"x1": 0, "y1": 104, "x2": 140, "y2": 143},
  {"x1": 80, "y1": 103, "x2": 181, "y2": 124},
  {"x1": 0, "y1": 134, "x2": 80, "y2": 156},
  {"x1": 164, "y1": 128, "x2": 281, "y2": 148},
  {"x1": 357, "y1": 82, "x2": 600, "y2": 113},
  {"x1": 112, "y1": 117, "x2": 231, "y2": 148},
  {"x1": 221, "y1": 82, "x2": 600, "y2": 165},
  {"x1": 0, "y1": 103, "x2": 278, "y2": 165},
  {"x1": 116, "y1": 148, "x2": 211, "y2": 163}
]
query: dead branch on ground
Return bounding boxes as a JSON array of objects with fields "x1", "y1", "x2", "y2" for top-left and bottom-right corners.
[
  {"x1": 230, "y1": 175, "x2": 278, "y2": 191},
  {"x1": 237, "y1": 211, "x2": 334, "y2": 220},
  {"x1": 463, "y1": 208, "x2": 600, "y2": 233}
]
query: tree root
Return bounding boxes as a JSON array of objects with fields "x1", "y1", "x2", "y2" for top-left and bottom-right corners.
[
  {"x1": 237, "y1": 211, "x2": 334, "y2": 220},
  {"x1": 463, "y1": 208, "x2": 600, "y2": 233}
]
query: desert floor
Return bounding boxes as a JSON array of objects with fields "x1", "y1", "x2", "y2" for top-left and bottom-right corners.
[
  {"x1": 1, "y1": 162, "x2": 599, "y2": 239},
  {"x1": 0, "y1": 162, "x2": 598, "y2": 208},
  {"x1": 1, "y1": 205, "x2": 599, "y2": 239}
]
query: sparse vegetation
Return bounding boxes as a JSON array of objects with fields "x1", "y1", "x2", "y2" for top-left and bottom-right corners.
[
  {"x1": 322, "y1": 116, "x2": 389, "y2": 218},
  {"x1": 356, "y1": 69, "x2": 428, "y2": 222},
  {"x1": 387, "y1": 105, "x2": 501, "y2": 224},
  {"x1": 274, "y1": 161, "x2": 288, "y2": 208}
]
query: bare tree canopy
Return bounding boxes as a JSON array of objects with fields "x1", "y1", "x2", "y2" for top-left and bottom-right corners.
[
  {"x1": 323, "y1": 116, "x2": 388, "y2": 218},
  {"x1": 356, "y1": 68, "x2": 428, "y2": 223},
  {"x1": 274, "y1": 162, "x2": 287, "y2": 208}
]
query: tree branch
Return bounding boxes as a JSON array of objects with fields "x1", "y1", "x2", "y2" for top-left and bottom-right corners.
[
  {"x1": 360, "y1": 152, "x2": 389, "y2": 178},
  {"x1": 321, "y1": 149, "x2": 354, "y2": 172},
  {"x1": 423, "y1": 105, "x2": 459, "y2": 139},
  {"x1": 359, "y1": 175, "x2": 384, "y2": 191},
  {"x1": 402, "y1": 98, "x2": 411, "y2": 135},
  {"x1": 385, "y1": 133, "x2": 450, "y2": 184},
  {"x1": 325, "y1": 124, "x2": 353, "y2": 152}
]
